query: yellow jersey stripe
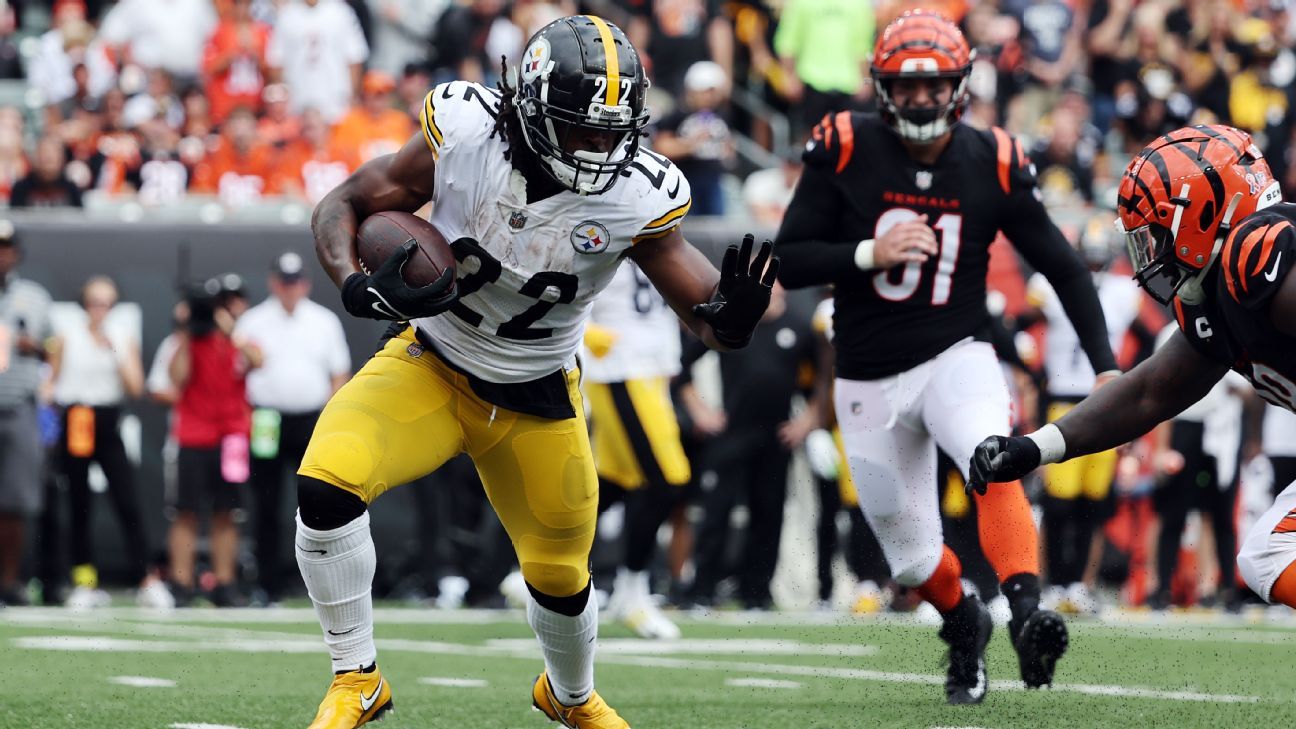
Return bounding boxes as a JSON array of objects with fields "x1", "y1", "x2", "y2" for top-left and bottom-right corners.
[
  {"x1": 588, "y1": 15, "x2": 619, "y2": 106},
  {"x1": 643, "y1": 198, "x2": 691, "y2": 231},
  {"x1": 421, "y1": 91, "x2": 444, "y2": 148},
  {"x1": 632, "y1": 224, "x2": 682, "y2": 244}
]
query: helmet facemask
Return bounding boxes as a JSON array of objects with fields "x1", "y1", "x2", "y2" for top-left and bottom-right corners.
[
  {"x1": 874, "y1": 71, "x2": 971, "y2": 144},
  {"x1": 515, "y1": 77, "x2": 644, "y2": 195}
]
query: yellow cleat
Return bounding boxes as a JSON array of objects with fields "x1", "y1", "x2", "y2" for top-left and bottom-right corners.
[
  {"x1": 307, "y1": 665, "x2": 392, "y2": 729},
  {"x1": 532, "y1": 673, "x2": 630, "y2": 729}
]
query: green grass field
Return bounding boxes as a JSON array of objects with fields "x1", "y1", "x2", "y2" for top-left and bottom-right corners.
[{"x1": 0, "y1": 604, "x2": 1289, "y2": 728}]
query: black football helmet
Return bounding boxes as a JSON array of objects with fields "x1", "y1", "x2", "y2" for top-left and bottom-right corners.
[{"x1": 512, "y1": 15, "x2": 649, "y2": 195}]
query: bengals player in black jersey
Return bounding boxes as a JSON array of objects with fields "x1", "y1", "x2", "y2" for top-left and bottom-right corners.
[
  {"x1": 970, "y1": 123, "x2": 1296, "y2": 611},
  {"x1": 775, "y1": 10, "x2": 1119, "y2": 705}
]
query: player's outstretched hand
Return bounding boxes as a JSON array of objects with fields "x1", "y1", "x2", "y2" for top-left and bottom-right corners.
[
  {"x1": 967, "y1": 434, "x2": 1042, "y2": 495},
  {"x1": 875, "y1": 214, "x2": 938, "y2": 268},
  {"x1": 692, "y1": 234, "x2": 779, "y2": 349},
  {"x1": 342, "y1": 239, "x2": 458, "y2": 321}
]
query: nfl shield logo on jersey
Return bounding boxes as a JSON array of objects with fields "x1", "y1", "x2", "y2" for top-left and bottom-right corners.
[
  {"x1": 508, "y1": 210, "x2": 528, "y2": 230},
  {"x1": 571, "y1": 221, "x2": 612, "y2": 254},
  {"x1": 915, "y1": 170, "x2": 933, "y2": 190}
]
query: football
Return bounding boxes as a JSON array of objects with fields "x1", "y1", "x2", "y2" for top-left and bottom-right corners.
[{"x1": 356, "y1": 211, "x2": 456, "y2": 288}]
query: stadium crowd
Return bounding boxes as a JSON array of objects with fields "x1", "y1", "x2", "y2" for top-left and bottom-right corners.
[{"x1": 0, "y1": 0, "x2": 1294, "y2": 624}]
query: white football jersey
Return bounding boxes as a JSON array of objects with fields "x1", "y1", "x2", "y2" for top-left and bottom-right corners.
[
  {"x1": 413, "y1": 81, "x2": 693, "y2": 383},
  {"x1": 581, "y1": 261, "x2": 681, "y2": 383},
  {"x1": 1028, "y1": 271, "x2": 1140, "y2": 398}
]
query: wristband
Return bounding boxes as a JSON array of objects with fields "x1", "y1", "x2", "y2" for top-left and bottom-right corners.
[
  {"x1": 1027, "y1": 423, "x2": 1067, "y2": 465},
  {"x1": 854, "y1": 239, "x2": 876, "y2": 270},
  {"x1": 1095, "y1": 369, "x2": 1122, "y2": 379}
]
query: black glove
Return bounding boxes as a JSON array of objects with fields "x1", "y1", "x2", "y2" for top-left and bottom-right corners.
[
  {"x1": 692, "y1": 234, "x2": 780, "y2": 348},
  {"x1": 967, "y1": 435, "x2": 1041, "y2": 495},
  {"x1": 342, "y1": 240, "x2": 457, "y2": 321}
]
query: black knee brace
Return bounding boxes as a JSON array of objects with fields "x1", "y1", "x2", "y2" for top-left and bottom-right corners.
[{"x1": 297, "y1": 476, "x2": 367, "y2": 531}]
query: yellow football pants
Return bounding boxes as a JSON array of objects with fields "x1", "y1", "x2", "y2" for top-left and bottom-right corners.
[
  {"x1": 1043, "y1": 401, "x2": 1117, "y2": 501},
  {"x1": 585, "y1": 376, "x2": 690, "y2": 490},
  {"x1": 299, "y1": 328, "x2": 597, "y2": 597}
]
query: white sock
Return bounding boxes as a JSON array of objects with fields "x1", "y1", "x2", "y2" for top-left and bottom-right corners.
[
  {"x1": 627, "y1": 569, "x2": 650, "y2": 601},
  {"x1": 295, "y1": 510, "x2": 377, "y2": 673},
  {"x1": 527, "y1": 587, "x2": 598, "y2": 706}
]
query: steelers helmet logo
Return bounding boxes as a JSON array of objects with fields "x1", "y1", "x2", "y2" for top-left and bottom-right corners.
[
  {"x1": 520, "y1": 38, "x2": 552, "y2": 83},
  {"x1": 571, "y1": 221, "x2": 612, "y2": 254}
]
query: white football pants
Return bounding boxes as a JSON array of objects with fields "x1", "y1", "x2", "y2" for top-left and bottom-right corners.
[
  {"x1": 834, "y1": 339, "x2": 1011, "y2": 587},
  {"x1": 1238, "y1": 478, "x2": 1296, "y2": 602}
]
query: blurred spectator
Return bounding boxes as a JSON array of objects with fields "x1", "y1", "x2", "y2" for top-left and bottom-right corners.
[
  {"x1": 741, "y1": 148, "x2": 801, "y2": 228},
  {"x1": 1029, "y1": 104, "x2": 1099, "y2": 207},
  {"x1": 235, "y1": 252, "x2": 350, "y2": 605},
  {"x1": 192, "y1": 107, "x2": 278, "y2": 206},
  {"x1": 1001, "y1": 0, "x2": 1083, "y2": 136},
  {"x1": 166, "y1": 277, "x2": 261, "y2": 607},
  {"x1": 267, "y1": 0, "x2": 369, "y2": 123},
  {"x1": 680, "y1": 284, "x2": 818, "y2": 609},
  {"x1": 1111, "y1": 3, "x2": 1193, "y2": 151},
  {"x1": 122, "y1": 69, "x2": 185, "y2": 132},
  {"x1": 1228, "y1": 19, "x2": 1287, "y2": 134},
  {"x1": 256, "y1": 83, "x2": 302, "y2": 149},
  {"x1": 99, "y1": 0, "x2": 217, "y2": 88},
  {"x1": 397, "y1": 62, "x2": 433, "y2": 121},
  {"x1": 28, "y1": 0, "x2": 116, "y2": 108},
  {"x1": 181, "y1": 86, "x2": 215, "y2": 139},
  {"x1": 127, "y1": 118, "x2": 192, "y2": 207},
  {"x1": 369, "y1": 0, "x2": 445, "y2": 76},
  {"x1": 49, "y1": 276, "x2": 173, "y2": 609},
  {"x1": 0, "y1": 2, "x2": 23, "y2": 81},
  {"x1": 651, "y1": 61, "x2": 734, "y2": 216},
  {"x1": 0, "y1": 224, "x2": 52, "y2": 606},
  {"x1": 273, "y1": 108, "x2": 357, "y2": 204},
  {"x1": 333, "y1": 70, "x2": 414, "y2": 164},
  {"x1": 630, "y1": 0, "x2": 733, "y2": 102},
  {"x1": 774, "y1": 0, "x2": 873, "y2": 133},
  {"x1": 0, "y1": 108, "x2": 26, "y2": 204},
  {"x1": 11, "y1": 136, "x2": 83, "y2": 208},
  {"x1": 202, "y1": 0, "x2": 273, "y2": 126},
  {"x1": 1179, "y1": 0, "x2": 1243, "y2": 126},
  {"x1": 427, "y1": 0, "x2": 518, "y2": 85}
]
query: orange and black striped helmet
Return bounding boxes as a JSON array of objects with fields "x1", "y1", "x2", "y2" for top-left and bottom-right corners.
[
  {"x1": 871, "y1": 10, "x2": 973, "y2": 143},
  {"x1": 1116, "y1": 125, "x2": 1280, "y2": 305}
]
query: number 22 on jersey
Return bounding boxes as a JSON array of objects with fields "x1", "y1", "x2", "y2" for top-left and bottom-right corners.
[{"x1": 872, "y1": 208, "x2": 962, "y2": 305}]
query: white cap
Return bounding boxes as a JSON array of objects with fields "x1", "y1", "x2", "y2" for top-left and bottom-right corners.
[{"x1": 684, "y1": 61, "x2": 728, "y2": 92}]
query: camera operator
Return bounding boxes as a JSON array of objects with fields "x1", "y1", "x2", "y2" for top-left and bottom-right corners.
[{"x1": 166, "y1": 277, "x2": 261, "y2": 607}]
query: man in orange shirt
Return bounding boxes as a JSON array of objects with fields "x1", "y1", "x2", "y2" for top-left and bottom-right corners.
[
  {"x1": 191, "y1": 106, "x2": 277, "y2": 207},
  {"x1": 272, "y1": 108, "x2": 358, "y2": 204},
  {"x1": 202, "y1": 0, "x2": 271, "y2": 126},
  {"x1": 331, "y1": 70, "x2": 413, "y2": 164}
]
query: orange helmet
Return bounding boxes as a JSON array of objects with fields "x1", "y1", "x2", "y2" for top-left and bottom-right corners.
[
  {"x1": 1117, "y1": 125, "x2": 1281, "y2": 305},
  {"x1": 871, "y1": 10, "x2": 973, "y2": 143}
]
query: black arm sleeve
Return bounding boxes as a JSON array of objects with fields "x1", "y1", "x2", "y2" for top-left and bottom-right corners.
[
  {"x1": 773, "y1": 165, "x2": 863, "y2": 289},
  {"x1": 1004, "y1": 194, "x2": 1119, "y2": 375},
  {"x1": 674, "y1": 337, "x2": 710, "y2": 388}
]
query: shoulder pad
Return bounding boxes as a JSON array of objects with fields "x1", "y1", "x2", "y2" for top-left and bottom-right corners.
[
  {"x1": 1218, "y1": 210, "x2": 1296, "y2": 309},
  {"x1": 986, "y1": 126, "x2": 1037, "y2": 197},
  {"x1": 419, "y1": 81, "x2": 500, "y2": 157},
  {"x1": 802, "y1": 111, "x2": 857, "y2": 174},
  {"x1": 629, "y1": 148, "x2": 693, "y2": 241}
]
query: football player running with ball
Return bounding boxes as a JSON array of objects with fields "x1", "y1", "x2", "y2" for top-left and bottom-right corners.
[
  {"x1": 775, "y1": 11, "x2": 1118, "y2": 704},
  {"x1": 300, "y1": 16, "x2": 776, "y2": 729},
  {"x1": 969, "y1": 125, "x2": 1296, "y2": 613}
]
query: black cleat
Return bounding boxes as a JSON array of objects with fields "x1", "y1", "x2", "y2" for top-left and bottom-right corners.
[
  {"x1": 937, "y1": 594, "x2": 992, "y2": 705},
  {"x1": 1010, "y1": 608, "x2": 1068, "y2": 688}
]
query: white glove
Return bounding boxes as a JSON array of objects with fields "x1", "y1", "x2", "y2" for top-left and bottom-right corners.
[{"x1": 805, "y1": 429, "x2": 840, "y2": 481}]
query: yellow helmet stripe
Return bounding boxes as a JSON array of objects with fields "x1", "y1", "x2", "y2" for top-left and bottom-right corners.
[{"x1": 587, "y1": 15, "x2": 620, "y2": 106}]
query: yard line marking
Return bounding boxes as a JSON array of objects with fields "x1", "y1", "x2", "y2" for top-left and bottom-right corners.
[
  {"x1": 13, "y1": 633, "x2": 1266, "y2": 704},
  {"x1": 419, "y1": 677, "x2": 489, "y2": 687},
  {"x1": 595, "y1": 655, "x2": 1262, "y2": 704},
  {"x1": 169, "y1": 724, "x2": 250, "y2": 729},
  {"x1": 108, "y1": 675, "x2": 176, "y2": 688},
  {"x1": 486, "y1": 638, "x2": 878, "y2": 656},
  {"x1": 726, "y1": 678, "x2": 802, "y2": 689}
]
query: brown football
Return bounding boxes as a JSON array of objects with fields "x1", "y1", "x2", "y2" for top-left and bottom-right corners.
[{"x1": 356, "y1": 211, "x2": 456, "y2": 288}]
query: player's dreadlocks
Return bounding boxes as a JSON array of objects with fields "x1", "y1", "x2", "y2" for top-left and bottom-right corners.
[{"x1": 490, "y1": 55, "x2": 521, "y2": 162}]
